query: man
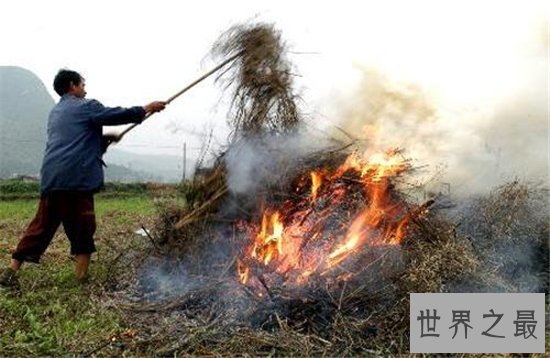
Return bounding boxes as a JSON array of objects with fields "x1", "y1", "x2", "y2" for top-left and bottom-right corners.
[{"x1": 0, "y1": 69, "x2": 166, "y2": 288}]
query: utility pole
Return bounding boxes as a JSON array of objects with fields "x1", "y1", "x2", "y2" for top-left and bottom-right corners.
[{"x1": 182, "y1": 142, "x2": 187, "y2": 182}]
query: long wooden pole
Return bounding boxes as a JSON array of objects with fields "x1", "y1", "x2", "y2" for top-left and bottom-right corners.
[{"x1": 113, "y1": 52, "x2": 242, "y2": 142}]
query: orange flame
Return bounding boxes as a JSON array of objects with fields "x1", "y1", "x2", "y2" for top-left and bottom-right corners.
[
  {"x1": 333, "y1": 152, "x2": 362, "y2": 178},
  {"x1": 310, "y1": 171, "x2": 322, "y2": 200},
  {"x1": 361, "y1": 150, "x2": 410, "y2": 182},
  {"x1": 252, "y1": 211, "x2": 284, "y2": 265},
  {"x1": 238, "y1": 148, "x2": 414, "y2": 287}
]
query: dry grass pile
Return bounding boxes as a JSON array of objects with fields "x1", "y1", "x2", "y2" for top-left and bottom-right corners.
[
  {"x1": 105, "y1": 181, "x2": 548, "y2": 355},
  {"x1": 106, "y1": 199, "x2": 483, "y2": 355},
  {"x1": 104, "y1": 147, "x2": 515, "y2": 355},
  {"x1": 455, "y1": 180, "x2": 549, "y2": 292}
]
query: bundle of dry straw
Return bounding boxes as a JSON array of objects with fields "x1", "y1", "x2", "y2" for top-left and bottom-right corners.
[{"x1": 212, "y1": 23, "x2": 300, "y2": 137}]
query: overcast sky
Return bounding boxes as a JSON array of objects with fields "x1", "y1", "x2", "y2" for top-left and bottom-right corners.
[{"x1": 0, "y1": 0, "x2": 547, "y2": 166}]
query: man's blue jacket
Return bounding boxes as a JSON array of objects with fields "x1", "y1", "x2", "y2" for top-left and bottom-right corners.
[{"x1": 40, "y1": 94, "x2": 146, "y2": 196}]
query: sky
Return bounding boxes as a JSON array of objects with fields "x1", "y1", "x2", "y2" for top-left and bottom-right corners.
[{"x1": 0, "y1": 0, "x2": 547, "y2": 186}]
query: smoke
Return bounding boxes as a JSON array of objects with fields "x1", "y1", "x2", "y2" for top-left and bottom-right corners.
[
  {"x1": 224, "y1": 131, "x2": 331, "y2": 195},
  {"x1": 319, "y1": 22, "x2": 549, "y2": 293},
  {"x1": 328, "y1": 18, "x2": 547, "y2": 196},
  {"x1": 329, "y1": 66, "x2": 547, "y2": 196},
  {"x1": 123, "y1": 223, "x2": 264, "y2": 321},
  {"x1": 137, "y1": 258, "x2": 199, "y2": 300},
  {"x1": 328, "y1": 69, "x2": 442, "y2": 160}
]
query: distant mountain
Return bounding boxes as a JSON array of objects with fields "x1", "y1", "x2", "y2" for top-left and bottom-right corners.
[
  {"x1": 104, "y1": 148, "x2": 184, "y2": 182},
  {"x1": 0, "y1": 66, "x2": 53, "y2": 177},
  {"x1": 0, "y1": 66, "x2": 179, "y2": 182}
]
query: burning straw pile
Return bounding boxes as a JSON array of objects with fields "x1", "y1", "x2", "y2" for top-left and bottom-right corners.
[{"x1": 102, "y1": 23, "x2": 549, "y2": 356}]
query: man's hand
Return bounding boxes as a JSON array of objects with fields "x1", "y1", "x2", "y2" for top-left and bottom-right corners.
[
  {"x1": 101, "y1": 133, "x2": 120, "y2": 154},
  {"x1": 144, "y1": 101, "x2": 166, "y2": 114}
]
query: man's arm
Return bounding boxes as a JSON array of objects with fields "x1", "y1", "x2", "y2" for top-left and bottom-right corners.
[{"x1": 88, "y1": 99, "x2": 166, "y2": 126}]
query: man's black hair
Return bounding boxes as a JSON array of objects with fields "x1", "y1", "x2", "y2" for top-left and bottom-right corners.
[{"x1": 53, "y1": 69, "x2": 83, "y2": 96}]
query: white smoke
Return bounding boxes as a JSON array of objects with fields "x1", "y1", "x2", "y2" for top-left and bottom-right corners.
[
  {"x1": 224, "y1": 132, "x2": 331, "y2": 195},
  {"x1": 328, "y1": 59, "x2": 547, "y2": 196},
  {"x1": 315, "y1": 10, "x2": 548, "y2": 196}
]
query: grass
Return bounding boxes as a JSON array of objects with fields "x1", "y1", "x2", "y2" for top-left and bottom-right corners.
[
  {"x1": 0, "y1": 194, "x2": 160, "y2": 356},
  {"x1": 0, "y1": 196, "x2": 156, "y2": 221},
  {"x1": 96, "y1": 196, "x2": 156, "y2": 217},
  {"x1": 0, "y1": 277, "x2": 121, "y2": 355},
  {"x1": 0, "y1": 199, "x2": 39, "y2": 220}
]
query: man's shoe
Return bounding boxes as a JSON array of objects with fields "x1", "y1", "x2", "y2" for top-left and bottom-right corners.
[{"x1": 0, "y1": 268, "x2": 19, "y2": 289}]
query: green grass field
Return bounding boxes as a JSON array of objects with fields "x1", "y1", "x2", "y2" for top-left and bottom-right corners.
[
  {"x1": 0, "y1": 196, "x2": 156, "y2": 221},
  {"x1": 0, "y1": 194, "x2": 158, "y2": 356}
]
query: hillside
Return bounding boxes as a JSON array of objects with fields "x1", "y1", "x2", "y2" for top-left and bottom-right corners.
[{"x1": 0, "y1": 66, "x2": 53, "y2": 177}]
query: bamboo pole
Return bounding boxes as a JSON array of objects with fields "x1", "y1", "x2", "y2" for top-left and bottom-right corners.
[{"x1": 111, "y1": 52, "x2": 243, "y2": 144}]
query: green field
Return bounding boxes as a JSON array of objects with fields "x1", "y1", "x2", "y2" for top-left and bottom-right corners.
[{"x1": 0, "y1": 194, "x2": 158, "y2": 356}]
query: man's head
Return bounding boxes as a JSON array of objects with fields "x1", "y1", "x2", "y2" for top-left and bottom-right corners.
[{"x1": 53, "y1": 69, "x2": 86, "y2": 98}]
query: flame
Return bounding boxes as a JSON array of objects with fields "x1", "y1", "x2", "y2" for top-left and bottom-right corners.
[
  {"x1": 328, "y1": 234, "x2": 360, "y2": 261},
  {"x1": 237, "y1": 148, "x2": 417, "y2": 287},
  {"x1": 333, "y1": 152, "x2": 362, "y2": 178},
  {"x1": 252, "y1": 211, "x2": 284, "y2": 265},
  {"x1": 362, "y1": 150, "x2": 409, "y2": 182},
  {"x1": 310, "y1": 171, "x2": 322, "y2": 200},
  {"x1": 326, "y1": 183, "x2": 387, "y2": 269},
  {"x1": 334, "y1": 149, "x2": 409, "y2": 182}
]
